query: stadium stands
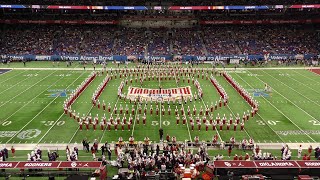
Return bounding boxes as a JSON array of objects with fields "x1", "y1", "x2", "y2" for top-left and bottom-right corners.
[{"x1": 0, "y1": 24, "x2": 318, "y2": 57}]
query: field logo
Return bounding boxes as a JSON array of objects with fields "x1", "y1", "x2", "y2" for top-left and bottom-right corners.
[
  {"x1": 247, "y1": 89, "x2": 271, "y2": 98},
  {"x1": 17, "y1": 129, "x2": 41, "y2": 139},
  {"x1": 47, "y1": 89, "x2": 74, "y2": 97}
]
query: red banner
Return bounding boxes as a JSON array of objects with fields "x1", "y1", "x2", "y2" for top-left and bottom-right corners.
[
  {"x1": 16, "y1": 162, "x2": 61, "y2": 169},
  {"x1": 200, "y1": 19, "x2": 320, "y2": 25},
  {"x1": 0, "y1": 162, "x2": 19, "y2": 169},
  {"x1": 213, "y1": 160, "x2": 320, "y2": 169},
  {"x1": 0, "y1": 19, "x2": 118, "y2": 25},
  {"x1": 296, "y1": 161, "x2": 320, "y2": 168},
  {"x1": 59, "y1": 161, "x2": 102, "y2": 168},
  {"x1": 214, "y1": 161, "x2": 256, "y2": 168},
  {"x1": 0, "y1": 161, "x2": 102, "y2": 169},
  {"x1": 254, "y1": 161, "x2": 300, "y2": 168}
]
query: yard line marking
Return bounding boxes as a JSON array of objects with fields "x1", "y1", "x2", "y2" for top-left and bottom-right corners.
[
  {"x1": 0, "y1": 70, "x2": 26, "y2": 84},
  {"x1": 275, "y1": 69, "x2": 320, "y2": 95},
  {"x1": 261, "y1": 70, "x2": 320, "y2": 126},
  {"x1": 5, "y1": 71, "x2": 70, "y2": 143},
  {"x1": 0, "y1": 75, "x2": 35, "y2": 96},
  {"x1": 0, "y1": 75, "x2": 66, "y2": 125},
  {"x1": 246, "y1": 70, "x2": 316, "y2": 142},
  {"x1": 0, "y1": 71, "x2": 55, "y2": 109},
  {"x1": 265, "y1": 70, "x2": 320, "y2": 108},
  {"x1": 293, "y1": 69, "x2": 320, "y2": 84},
  {"x1": 100, "y1": 77, "x2": 128, "y2": 142},
  {"x1": 232, "y1": 73, "x2": 285, "y2": 142},
  {"x1": 173, "y1": 71, "x2": 192, "y2": 142}
]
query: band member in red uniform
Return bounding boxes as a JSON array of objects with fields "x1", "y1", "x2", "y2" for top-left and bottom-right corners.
[
  {"x1": 162, "y1": 106, "x2": 165, "y2": 116},
  {"x1": 92, "y1": 121, "x2": 96, "y2": 131},
  {"x1": 210, "y1": 102, "x2": 214, "y2": 112},
  {"x1": 219, "y1": 99, "x2": 222, "y2": 107},
  {"x1": 209, "y1": 115, "x2": 213, "y2": 124},
  {"x1": 79, "y1": 120, "x2": 83, "y2": 131},
  {"x1": 199, "y1": 106, "x2": 203, "y2": 116},
  {"x1": 205, "y1": 122, "x2": 209, "y2": 131},
  {"x1": 182, "y1": 116, "x2": 186, "y2": 125},
  {"x1": 150, "y1": 105, "x2": 153, "y2": 115},
  {"x1": 240, "y1": 122, "x2": 244, "y2": 131},
  {"x1": 97, "y1": 100, "x2": 100, "y2": 109},
  {"x1": 156, "y1": 105, "x2": 159, "y2": 116},
  {"x1": 219, "y1": 121, "x2": 223, "y2": 131},
  {"x1": 114, "y1": 106, "x2": 117, "y2": 114},
  {"x1": 222, "y1": 114, "x2": 226, "y2": 125},
  {"x1": 202, "y1": 115, "x2": 206, "y2": 124},
  {"x1": 215, "y1": 101, "x2": 218, "y2": 110},
  {"x1": 251, "y1": 107, "x2": 255, "y2": 117},
  {"x1": 121, "y1": 122, "x2": 125, "y2": 131},
  {"x1": 100, "y1": 121, "x2": 104, "y2": 131},
  {"x1": 119, "y1": 105, "x2": 123, "y2": 114},
  {"x1": 226, "y1": 123, "x2": 230, "y2": 130},
  {"x1": 242, "y1": 112, "x2": 246, "y2": 121},
  {"x1": 176, "y1": 115, "x2": 180, "y2": 125},
  {"x1": 233, "y1": 123, "x2": 237, "y2": 131},
  {"x1": 193, "y1": 105, "x2": 196, "y2": 116},
  {"x1": 138, "y1": 105, "x2": 142, "y2": 114},
  {"x1": 236, "y1": 113, "x2": 240, "y2": 124},
  {"x1": 187, "y1": 106, "x2": 190, "y2": 116},
  {"x1": 108, "y1": 103, "x2": 111, "y2": 113},
  {"x1": 131, "y1": 105, "x2": 135, "y2": 115},
  {"x1": 85, "y1": 120, "x2": 89, "y2": 130},
  {"x1": 191, "y1": 122, "x2": 194, "y2": 131},
  {"x1": 114, "y1": 122, "x2": 118, "y2": 131},
  {"x1": 123, "y1": 116, "x2": 127, "y2": 125},
  {"x1": 168, "y1": 106, "x2": 171, "y2": 115},
  {"x1": 143, "y1": 113, "x2": 146, "y2": 125},
  {"x1": 180, "y1": 106, "x2": 184, "y2": 115},
  {"x1": 246, "y1": 110, "x2": 250, "y2": 120},
  {"x1": 206, "y1": 107, "x2": 209, "y2": 116},
  {"x1": 107, "y1": 122, "x2": 111, "y2": 131},
  {"x1": 136, "y1": 114, "x2": 140, "y2": 124},
  {"x1": 229, "y1": 114, "x2": 233, "y2": 124},
  {"x1": 198, "y1": 122, "x2": 201, "y2": 131},
  {"x1": 103, "y1": 100, "x2": 106, "y2": 111},
  {"x1": 212, "y1": 121, "x2": 217, "y2": 130},
  {"x1": 127, "y1": 122, "x2": 131, "y2": 131},
  {"x1": 88, "y1": 113, "x2": 92, "y2": 124},
  {"x1": 144, "y1": 105, "x2": 147, "y2": 114},
  {"x1": 216, "y1": 113, "x2": 220, "y2": 124}
]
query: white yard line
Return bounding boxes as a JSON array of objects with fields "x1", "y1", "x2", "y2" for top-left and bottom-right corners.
[
  {"x1": 100, "y1": 77, "x2": 128, "y2": 142},
  {"x1": 246, "y1": 70, "x2": 316, "y2": 142},
  {"x1": 5, "y1": 71, "x2": 65, "y2": 143},
  {"x1": 0, "y1": 70, "x2": 25, "y2": 84},
  {"x1": 37, "y1": 72, "x2": 86, "y2": 144},
  {"x1": 232, "y1": 73, "x2": 285, "y2": 142},
  {"x1": 68, "y1": 106, "x2": 94, "y2": 144},
  {"x1": 173, "y1": 71, "x2": 192, "y2": 142},
  {"x1": 0, "y1": 75, "x2": 35, "y2": 96},
  {"x1": 293, "y1": 70, "x2": 320, "y2": 84},
  {"x1": 270, "y1": 69, "x2": 320, "y2": 103},
  {"x1": 0, "y1": 75, "x2": 65, "y2": 125},
  {"x1": 0, "y1": 71, "x2": 55, "y2": 109}
]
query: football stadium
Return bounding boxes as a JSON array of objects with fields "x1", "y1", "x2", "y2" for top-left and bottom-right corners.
[{"x1": 0, "y1": 0, "x2": 320, "y2": 179}]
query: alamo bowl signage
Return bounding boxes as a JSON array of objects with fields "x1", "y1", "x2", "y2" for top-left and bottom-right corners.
[{"x1": 127, "y1": 86, "x2": 192, "y2": 102}]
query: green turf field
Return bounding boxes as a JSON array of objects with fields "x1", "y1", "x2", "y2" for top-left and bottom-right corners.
[{"x1": 0, "y1": 62, "x2": 319, "y2": 147}]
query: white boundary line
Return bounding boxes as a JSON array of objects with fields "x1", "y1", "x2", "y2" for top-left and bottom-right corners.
[
  {"x1": 173, "y1": 71, "x2": 194, "y2": 142},
  {"x1": 5, "y1": 71, "x2": 60, "y2": 143},
  {"x1": 100, "y1": 76, "x2": 128, "y2": 142},
  {"x1": 270, "y1": 69, "x2": 320, "y2": 105},
  {"x1": 37, "y1": 72, "x2": 86, "y2": 144},
  {"x1": 199, "y1": 79, "x2": 223, "y2": 142},
  {"x1": 0, "y1": 71, "x2": 52, "y2": 109},
  {"x1": 0, "y1": 74, "x2": 65, "y2": 125},
  {"x1": 231, "y1": 73, "x2": 286, "y2": 142},
  {"x1": 0, "y1": 70, "x2": 25, "y2": 84},
  {"x1": 246, "y1": 70, "x2": 316, "y2": 142},
  {"x1": 219, "y1": 75, "x2": 253, "y2": 139},
  {"x1": 0, "y1": 74, "x2": 36, "y2": 96},
  {"x1": 293, "y1": 69, "x2": 320, "y2": 84}
]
